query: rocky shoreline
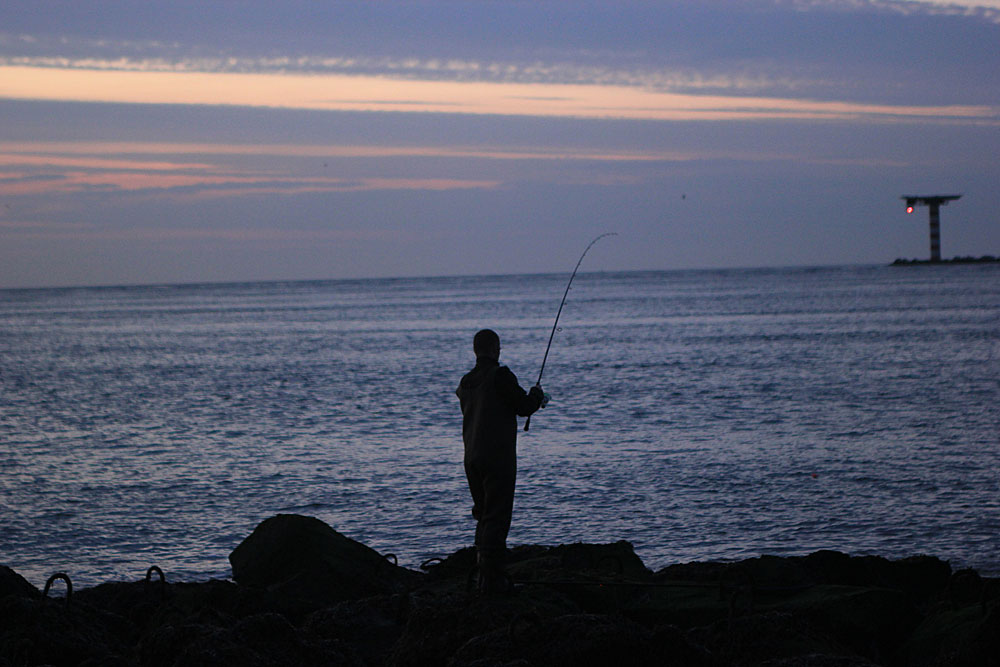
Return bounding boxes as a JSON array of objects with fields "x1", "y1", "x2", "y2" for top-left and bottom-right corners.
[{"x1": 3, "y1": 514, "x2": 997, "y2": 666}]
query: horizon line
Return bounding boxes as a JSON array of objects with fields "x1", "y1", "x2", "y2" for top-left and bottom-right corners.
[{"x1": 0, "y1": 261, "x2": 954, "y2": 292}]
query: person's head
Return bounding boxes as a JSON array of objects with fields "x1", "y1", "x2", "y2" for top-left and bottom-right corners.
[{"x1": 473, "y1": 329, "x2": 501, "y2": 361}]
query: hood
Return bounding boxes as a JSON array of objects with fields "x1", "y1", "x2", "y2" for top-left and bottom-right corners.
[{"x1": 457, "y1": 359, "x2": 499, "y2": 396}]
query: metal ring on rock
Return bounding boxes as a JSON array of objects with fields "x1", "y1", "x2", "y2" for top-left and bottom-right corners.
[
  {"x1": 420, "y1": 557, "x2": 444, "y2": 570},
  {"x1": 43, "y1": 572, "x2": 73, "y2": 603},
  {"x1": 145, "y1": 565, "x2": 167, "y2": 601},
  {"x1": 145, "y1": 565, "x2": 165, "y2": 584}
]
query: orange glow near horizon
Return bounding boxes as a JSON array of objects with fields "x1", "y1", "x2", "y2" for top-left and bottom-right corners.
[
  {"x1": 0, "y1": 170, "x2": 500, "y2": 197},
  {"x1": 0, "y1": 140, "x2": 700, "y2": 163},
  {"x1": 0, "y1": 135, "x2": 917, "y2": 199},
  {"x1": 0, "y1": 153, "x2": 215, "y2": 171},
  {"x1": 0, "y1": 139, "x2": 915, "y2": 174},
  {"x1": 1, "y1": 65, "x2": 995, "y2": 123},
  {"x1": 0, "y1": 139, "x2": 743, "y2": 199},
  {"x1": 0, "y1": 220, "x2": 418, "y2": 243}
]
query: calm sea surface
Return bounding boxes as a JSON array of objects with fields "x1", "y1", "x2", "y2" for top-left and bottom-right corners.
[{"x1": 2, "y1": 266, "x2": 998, "y2": 588}]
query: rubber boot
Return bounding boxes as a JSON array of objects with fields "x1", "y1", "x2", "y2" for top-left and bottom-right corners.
[{"x1": 476, "y1": 550, "x2": 513, "y2": 595}]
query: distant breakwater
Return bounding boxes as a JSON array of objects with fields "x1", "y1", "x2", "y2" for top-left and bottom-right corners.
[
  {"x1": 891, "y1": 255, "x2": 999, "y2": 265},
  {"x1": 3, "y1": 514, "x2": 998, "y2": 666}
]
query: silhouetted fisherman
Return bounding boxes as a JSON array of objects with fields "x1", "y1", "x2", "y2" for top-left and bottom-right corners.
[{"x1": 456, "y1": 329, "x2": 545, "y2": 594}]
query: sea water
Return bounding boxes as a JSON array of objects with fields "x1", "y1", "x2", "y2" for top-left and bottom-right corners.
[{"x1": 1, "y1": 265, "x2": 998, "y2": 588}]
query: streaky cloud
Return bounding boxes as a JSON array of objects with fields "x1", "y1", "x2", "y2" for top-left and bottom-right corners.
[
  {"x1": 0, "y1": 52, "x2": 822, "y2": 95},
  {"x1": 788, "y1": 0, "x2": 1000, "y2": 22},
  {"x1": 1, "y1": 221, "x2": 415, "y2": 243},
  {"x1": 2, "y1": 65, "x2": 994, "y2": 124},
  {"x1": 0, "y1": 140, "x2": 721, "y2": 163},
  {"x1": 0, "y1": 170, "x2": 500, "y2": 197}
]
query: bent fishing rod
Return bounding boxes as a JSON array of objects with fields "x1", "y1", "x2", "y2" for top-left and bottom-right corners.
[{"x1": 525, "y1": 232, "x2": 617, "y2": 431}]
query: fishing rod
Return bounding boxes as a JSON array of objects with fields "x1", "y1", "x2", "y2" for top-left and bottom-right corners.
[{"x1": 525, "y1": 232, "x2": 617, "y2": 432}]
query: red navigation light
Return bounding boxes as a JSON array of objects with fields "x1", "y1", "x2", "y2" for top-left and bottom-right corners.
[{"x1": 906, "y1": 205, "x2": 914, "y2": 214}]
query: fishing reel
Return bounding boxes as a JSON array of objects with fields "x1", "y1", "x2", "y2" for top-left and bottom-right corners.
[{"x1": 529, "y1": 385, "x2": 550, "y2": 409}]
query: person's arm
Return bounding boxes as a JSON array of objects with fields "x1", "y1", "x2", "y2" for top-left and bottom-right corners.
[{"x1": 495, "y1": 367, "x2": 543, "y2": 417}]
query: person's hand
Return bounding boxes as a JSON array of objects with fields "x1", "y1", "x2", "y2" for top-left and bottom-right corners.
[{"x1": 529, "y1": 385, "x2": 549, "y2": 408}]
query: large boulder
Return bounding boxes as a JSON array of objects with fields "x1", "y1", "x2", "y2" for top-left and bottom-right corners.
[
  {"x1": 0, "y1": 565, "x2": 39, "y2": 600},
  {"x1": 797, "y1": 551, "x2": 952, "y2": 605},
  {"x1": 229, "y1": 514, "x2": 419, "y2": 604}
]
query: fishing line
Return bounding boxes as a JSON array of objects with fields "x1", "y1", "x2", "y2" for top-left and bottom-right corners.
[{"x1": 525, "y1": 232, "x2": 617, "y2": 431}]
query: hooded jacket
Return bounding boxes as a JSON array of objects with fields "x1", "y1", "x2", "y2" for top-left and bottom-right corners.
[{"x1": 456, "y1": 358, "x2": 541, "y2": 464}]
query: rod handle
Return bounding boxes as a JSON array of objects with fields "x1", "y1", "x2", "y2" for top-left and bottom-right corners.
[{"x1": 524, "y1": 415, "x2": 531, "y2": 432}]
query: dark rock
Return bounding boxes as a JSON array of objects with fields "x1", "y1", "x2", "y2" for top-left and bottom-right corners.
[
  {"x1": 229, "y1": 514, "x2": 420, "y2": 604},
  {"x1": 897, "y1": 598, "x2": 1000, "y2": 667},
  {"x1": 387, "y1": 593, "x2": 524, "y2": 667},
  {"x1": 654, "y1": 550, "x2": 952, "y2": 623},
  {"x1": 760, "y1": 656, "x2": 882, "y2": 666},
  {"x1": 648, "y1": 624, "x2": 717, "y2": 667},
  {"x1": 387, "y1": 587, "x2": 582, "y2": 667},
  {"x1": 231, "y1": 611, "x2": 363, "y2": 666},
  {"x1": 419, "y1": 541, "x2": 652, "y2": 613},
  {"x1": 144, "y1": 578, "x2": 284, "y2": 628},
  {"x1": 420, "y1": 545, "x2": 478, "y2": 582},
  {"x1": 0, "y1": 594, "x2": 129, "y2": 666},
  {"x1": 797, "y1": 551, "x2": 951, "y2": 605},
  {"x1": 0, "y1": 565, "x2": 39, "y2": 600},
  {"x1": 777, "y1": 584, "x2": 918, "y2": 662},
  {"x1": 2, "y1": 534, "x2": 995, "y2": 666},
  {"x1": 138, "y1": 611, "x2": 364, "y2": 667},
  {"x1": 304, "y1": 594, "x2": 411, "y2": 666},
  {"x1": 138, "y1": 621, "x2": 236, "y2": 667},
  {"x1": 508, "y1": 540, "x2": 651, "y2": 581},
  {"x1": 424, "y1": 541, "x2": 650, "y2": 585},
  {"x1": 74, "y1": 579, "x2": 173, "y2": 644},
  {"x1": 448, "y1": 613, "x2": 669, "y2": 667},
  {"x1": 658, "y1": 550, "x2": 952, "y2": 605},
  {"x1": 944, "y1": 567, "x2": 987, "y2": 608},
  {"x1": 692, "y1": 610, "x2": 857, "y2": 666},
  {"x1": 726, "y1": 555, "x2": 816, "y2": 591},
  {"x1": 131, "y1": 578, "x2": 337, "y2": 665},
  {"x1": 656, "y1": 555, "x2": 814, "y2": 591}
]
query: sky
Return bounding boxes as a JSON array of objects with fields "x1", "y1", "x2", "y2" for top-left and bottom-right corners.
[{"x1": 1, "y1": 0, "x2": 998, "y2": 288}]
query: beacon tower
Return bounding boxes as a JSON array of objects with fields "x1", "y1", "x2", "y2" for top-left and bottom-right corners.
[{"x1": 902, "y1": 194, "x2": 962, "y2": 262}]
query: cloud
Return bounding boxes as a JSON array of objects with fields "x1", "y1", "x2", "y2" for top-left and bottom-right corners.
[
  {"x1": 0, "y1": 141, "x2": 698, "y2": 163},
  {"x1": 0, "y1": 170, "x2": 499, "y2": 198},
  {"x1": 789, "y1": 0, "x2": 1000, "y2": 21},
  {"x1": 1, "y1": 221, "x2": 414, "y2": 243},
  {"x1": 0, "y1": 142, "x2": 508, "y2": 198},
  {"x1": 876, "y1": 0, "x2": 1000, "y2": 15},
  {"x1": 0, "y1": 51, "x2": 814, "y2": 96},
  {"x1": 0, "y1": 153, "x2": 213, "y2": 171},
  {"x1": 2, "y1": 65, "x2": 994, "y2": 124},
  {"x1": 3, "y1": 0, "x2": 997, "y2": 110}
]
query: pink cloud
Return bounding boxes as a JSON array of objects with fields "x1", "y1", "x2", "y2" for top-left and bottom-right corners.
[{"x1": 3, "y1": 65, "x2": 995, "y2": 124}]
